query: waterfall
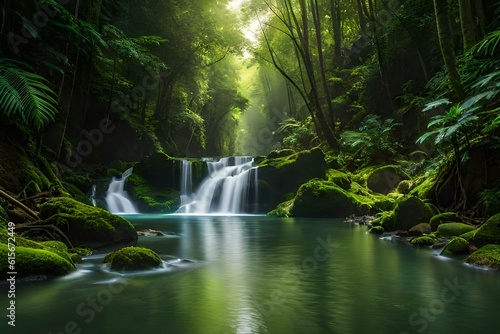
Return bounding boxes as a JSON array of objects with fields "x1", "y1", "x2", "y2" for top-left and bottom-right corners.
[
  {"x1": 90, "y1": 184, "x2": 97, "y2": 206},
  {"x1": 105, "y1": 167, "x2": 138, "y2": 214},
  {"x1": 177, "y1": 157, "x2": 258, "y2": 214},
  {"x1": 180, "y1": 160, "x2": 193, "y2": 207}
]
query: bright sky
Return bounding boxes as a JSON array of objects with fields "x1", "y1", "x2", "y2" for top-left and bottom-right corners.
[{"x1": 227, "y1": 0, "x2": 259, "y2": 45}]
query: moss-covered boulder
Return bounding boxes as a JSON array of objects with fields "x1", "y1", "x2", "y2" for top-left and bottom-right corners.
[
  {"x1": 290, "y1": 179, "x2": 364, "y2": 218},
  {"x1": 40, "y1": 197, "x2": 137, "y2": 248},
  {"x1": 429, "y1": 212, "x2": 462, "y2": 231},
  {"x1": 392, "y1": 196, "x2": 433, "y2": 231},
  {"x1": 465, "y1": 244, "x2": 500, "y2": 270},
  {"x1": 267, "y1": 149, "x2": 295, "y2": 159},
  {"x1": 369, "y1": 226, "x2": 385, "y2": 234},
  {"x1": 61, "y1": 181, "x2": 93, "y2": 206},
  {"x1": 366, "y1": 165, "x2": 409, "y2": 195},
  {"x1": 326, "y1": 169, "x2": 351, "y2": 190},
  {"x1": 267, "y1": 199, "x2": 294, "y2": 217},
  {"x1": 409, "y1": 223, "x2": 432, "y2": 236},
  {"x1": 411, "y1": 233, "x2": 440, "y2": 246},
  {"x1": 104, "y1": 246, "x2": 162, "y2": 271},
  {"x1": 0, "y1": 244, "x2": 75, "y2": 280},
  {"x1": 436, "y1": 222, "x2": 475, "y2": 237},
  {"x1": 461, "y1": 213, "x2": 500, "y2": 248},
  {"x1": 258, "y1": 148, "x2": 328, "y2": 212},
  {"x1": 441, "y1": 237, "x2": 470, "y2": 255},
  {"x1": 370, "y1": 211, "x2": 395, "y2": 231}
]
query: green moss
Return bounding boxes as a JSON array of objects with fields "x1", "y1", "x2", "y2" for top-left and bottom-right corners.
[
  {"x1": 465, "y1": 244, "x2": 500, "y2": 270},
  {"x1": 411, "y1": 233, "x2": 440, "y2": 246},
  {"x1": 370, "y1": 226, "x2": 385, "y2": 234},
  {"x1": 366, "y1": 165, "x2": 409, "y2": 195},
  {"x1": 441, "y1": 237, "x2": 469, "y2": 255},
  {"x1": 436, "y1": 222, "x2": 475, "y2": 237},
  {"x1": 0, "y1": 244, "x2": 75, "y2": 279},
  {"x1": 267, "y1": 199, "x2": 294, "y2": 217},
  {"x1": 410, "y1": 171, "x2": 439, "y2": 200},
  {"x1": 429, "y1": 212, "x2": 462, "y2": 231},
  {"x1": 461, "y1": 213, "x2": 500, "y2": 248},
  {"x1": 371, "y1": 211, "x2": 395, "y2": 230},
  {"x1": 393, "y1": 196, "x2": 433, "y2": 231},
  {"x1": 62, "y1": 181, "x2": 93, "y2": 205},
  {"x1": 0, "y1": 228, "x2": 44, "y2": 249},
  {"x1": 396, "y1": 180, "x2": 412, "y2": 194},
  {"x1": 104, "y1": 246, "x2": 162, "y2": 271},
  {"x1": 39, "y1": 197, "x2": 137, "y2": 248},
  {"x1": 128, "y1": 174, "x2": 179, "y2": 212},
  {"x1": 267, "y1": 149, "x2": 295, "y2": 158},
  {"x1": 0, "y1": 203, "x2": 9, "y2": 222},
  {"x1": 326, "y1": 169, "x2": 351, "y2": 190}
]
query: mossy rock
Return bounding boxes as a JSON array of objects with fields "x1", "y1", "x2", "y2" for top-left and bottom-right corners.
[
  {"x1": 267, "y1": 199, "x2": 294, "y2": 218},
  {"x1": 290, "y1": 179, "x2": 363, "y2": 218},
  {"x1": 0, "y1": 244, "x2": 75, "y2": 280},
  {"x1": 396, "y1": 180, "x2": 412, "y2": 194},
  {"x1": 461, "y1": 213, "x2": 500, "y2": 248},
  {"x1": 370, "y1": 211, "x2": 395, "y2": 231},
  {"x1": 411, "y1": 233, "x2": 440, "y2": 246},
  {"x1": 39, "y1": 197, "x2": 137, "y2": 248},
  {"x1": 429, "y1": 212, "x2": 462, "y2": 231},
  {"x1": 267, "y1": 149, "x2": 295, "y2": 159},
  {"x1": 465, "y1": 244, "x2": 500, "y2": 270},
  {"x1": 39, "y1": 240, "x2": 74, "y2": 264},
  {"x1": 393, "y1": 196, "x2": 434, "y2": 231},
  {"x1": 0, "y1": 204, "x2": 8, "y2": 223},
  {"x1": 409, "y1": 223, "x2": 432, "y2": 236},
  {"x1": 326, "y1": 169, "x2": 351, "y2": 190},
  {"x1": 104, "y1": 246, "x2": 162, "y2": 271},
  {"x1": 366, "y1": 165, "x2": 409, "y2": 195},
  {"x1": 62, "y1": 181, "x2": 93, "y2": 206},
  {"x1": 436, "y1": 222, "x2": 475, "y2": 237},
  {"x1": 369, "y1": 226, "x2": 385, "y2": 235},
  {"x1": 441, "y1": 237, "x2": 470, "y2": 255},
  {"x1": 128, "y1": 173, "x2": 180, "y2": 213}
]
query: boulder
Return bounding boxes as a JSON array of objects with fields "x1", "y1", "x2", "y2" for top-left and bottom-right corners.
[
  {"x1": 393, "y1": 196, "x2": 434, "y2": 231},
  {"x1": 40, "y1": 197, "x2": 137, "y2": 248},
  {"x1": 465, "y1": 244, "x2": 500, "y2": 270},
  {"x1": 441, "y1": 237, "x2": 470, "y2": 255},
  {"x1": 461, "y1": 213, "x2": 500, "y2": 248},
  {"x1": 369, "y1": 226, "x2": 385, "y2": 234},
  {"x1": 290, "y1": 179, "x2": 363, "y2": 218},
  {"x1": 411, "y1": 233, "x2": 440, "y2": 246},
  {"x1": 429, "y1": 212, "x2": 462, "y2": 231},
  {"x1": 104, "y1": 246, "x2": 163, "y2": 271},
  {"x1": 436, "y1": 222, "x2": 475, "y2": 237},
  {"x1": 366, "y1": 165, "x2": 409, "y2": 195},
  {"x1": 409, "y1": 223, "x2": 432, "y2": 236}
]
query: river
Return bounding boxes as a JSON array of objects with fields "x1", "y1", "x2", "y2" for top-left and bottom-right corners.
[{"x1": 2, "y1": 214, "x2": 499, "y2": 333}]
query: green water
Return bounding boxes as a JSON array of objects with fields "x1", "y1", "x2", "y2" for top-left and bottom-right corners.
[{"x1": 2, "y1": 215, "x2": 500, "y2": 334}]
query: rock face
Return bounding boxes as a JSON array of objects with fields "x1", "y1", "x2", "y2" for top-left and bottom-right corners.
[
  {"x1": 393, "y1": 196, "x2": 434, "y2": 231},
  {"x1": 366, "y1": 165, "x2": 409, "y2": 194},
  {"x1": 258, "y1": 148, "x2": 328, "y2": 212},
  {"x1": 461, "y1": 213, "x2": 500, "y2": 248},
  {"x1": 39, "y1": 197, "x2": 137, "y2": 248},
  {"x1": 104, "y1": 246, "x2": 163, "y2": 271},
  {"x1": 465, "y1": 244, "x2": 500, "y2": 270},
  {"x1": 291, "y1": 179, "x2": 365, "y2": 218}
]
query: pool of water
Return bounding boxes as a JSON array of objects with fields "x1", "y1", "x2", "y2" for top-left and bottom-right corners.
[{"x1": 2, "y1": 214, "x2": 499, "y2": 333}]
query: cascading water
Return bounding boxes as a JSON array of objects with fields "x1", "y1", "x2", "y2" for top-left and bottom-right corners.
[
  {"x1": 90, "y1": 184, "x2": 97, "y2": 206},
  {"x1": 180, "y1": 160, "x2": 193, "y2": 207},
  {"x1": 177, "y1": 157, "x2": 258, "y2": 214},
  {"x1": 106, "y1": 167, "x2": 138, "y2": 214}
]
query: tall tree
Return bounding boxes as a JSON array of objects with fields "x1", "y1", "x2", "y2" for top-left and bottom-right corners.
[{"x1": 458, "y1": 0, "x2": 477, "y2": 50}]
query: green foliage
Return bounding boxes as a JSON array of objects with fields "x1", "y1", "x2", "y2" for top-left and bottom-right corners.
[
  {"x1": 479, "y1": 188, "x2": 500, "y2": 216},
  {"x1": 277, "y1": 117, "x2": 318, "y2": 151},
  {"x1": 340, "y1": 115, "x2": 402, "y2": 167},
  {"x1": 0, "y1": 59, "x2": 58, "y2": 130}
]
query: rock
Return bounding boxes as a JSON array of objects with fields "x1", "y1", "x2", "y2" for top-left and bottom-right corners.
[
  {"x1": 366, "y1": 165, "x2": 409, "y2": 195},
  {"x1": 0, "y1": 244, "x2": 75, "y2": 280},
  {"x1": 432, "y1": 240, "x2": 448, "y2": 249},
  {"x1": 429, "y1": 212, "x2": 462, "y2": 231},
  {"x1": 411, "y1": 233, "x2": 440, "y2": 246},
  {"x1": 290, "y1": 179, "x2": 364, "y2": 218},
  {"x1": 409, "y1": 223, "x2": 432, "y2": 236},
  {"x1": 267, "y1": 149, "x2": 295, "y2": 159},
  {"x1": 461, "y1": 213, "x2": 500, "y2": 248},
  {"x1": 327, "y1": 169, "x2": 351, "y2": 190},
  {"x1": 40, "y1": 197, "x2": 137, "y2": 248},
  {"x1": 441, "y1": 237, "x2": 470, "y2": 255},
  {"x1": 393, "y1": 196, "x2": 433, "y2": 231},
  {"x1": 104, "y1": 246, "x2": 163, "y2": 271},
  {"x1": 395, "y1": 230, "x2": 410, "y2": 237},
  {"x1": 436, "y1": 222, "x2": 475, "y2": 237},
  {"x1": 465, "y1": 244, "x2": 500, "y2": 270},
  {"x1": 369, "y1": 226, "x2": 385, "y2": 234},
  {"x1": 137, "y1": 229, "x2": 165, "y2": 237},
  {"x1": 370, "y1": 211, "x2": 395, "y2": 231}
]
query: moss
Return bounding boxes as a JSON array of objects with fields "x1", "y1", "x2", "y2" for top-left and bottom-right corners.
[
  {"x1": 39, "y1": 197, "x2": 137, "y2": 248},
  {"x1": 465, "y1": 244, "x2": 500, "y2": 270},
  {"x1": 0, "y1": 228, "x2": 44, "y2": 249},
  {"x1": 326, "y1": 169, "x2": 351, "y2": 190},
  {"x1": 62, "y1": 181, "x2": 93, "y2": 206},
  {"x1": 128, "y1": 174, "x2": 179, "y2": 212},
  {"x1": 104, "y1": 246, "x2": 162, "y2": 271},
  {"x1": 371, "y1": 211, "x2": 395, "y2": 231},
  {"x1": 441, "y1": 237, "x2": 469, "y2": 255},
  {"x1": 429, "y1": 212, "x2": 462, "y2": 231},
  {"x1": 370, "y1": 226, "x2": 385, "y2": 234},
  {"x1": 411, "y1": 233, "x2": 440, "y2": 246},
  {"x1": 461, "y1": 213, "x2": 500, "y2": 248},
  {"x1": 267, "y1": 149, "x2": 295, "y2": 158},
  {"x1": 366, "y1": 165, "x2": 409, "y2": 195},
  {"x1": 0, "y1": 244, "x2": 75, "y2": 279},
  {"x1": 393, "y1": 196, "x2": 434, "y2": 231},
  {"x1": 0, "y1": 203, "x2": 9, "y2": 222},
  {"x1": 410, "y1": 171, "x2": 439, "y2": 200},
  {"x1": 436, "y1": 222, "x2": 475, "y2": 237},
  {"x1": 267, "y1": 199, "x2": 294, "y2": 217},
  {"x1": 396, "y1": 180, "x2": 412, "y2": 194}
]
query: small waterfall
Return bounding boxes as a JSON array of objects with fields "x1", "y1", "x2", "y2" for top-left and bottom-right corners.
[
  {"x1": 180, "y1": 160, "x2": 193, "y2": 207},
  {"x1": 90, "y1": 184, "x2": 97, "y2": 206},
  {"x1": 177, "y1": 157, "x2": 258, "y2": 214},
  {"x1": 106, "y1": 168, "x2": 138, "y2": 214}
]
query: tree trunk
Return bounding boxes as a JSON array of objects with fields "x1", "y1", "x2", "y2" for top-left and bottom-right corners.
[
  {"x1": 458, "y1": 0, "x2": 477, "y2": 50},
  {"x1": 356, "y1": 0, "x2": 368, "y2": 32},
  {"x1": 331, "y1": 0, "x2": 342, "y2": 65},
  {"x1": 433, "y1": 0, "x2": 465, "y2": 101}
]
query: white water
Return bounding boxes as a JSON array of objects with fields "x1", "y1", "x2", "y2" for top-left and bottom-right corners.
[
  {"x1": 180, "y1": 160, "x2": 193, "y2": 207},
  {"x1": 177, "y1": 157, "x2": 258, "y2": 214},
  {"x1": 106, "y1": 167, "x2": 138, "y2": 214}
]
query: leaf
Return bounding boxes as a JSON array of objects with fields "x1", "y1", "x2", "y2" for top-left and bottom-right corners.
[{"x1": 422, "y1": 99, "x2": 451, "y2": 112}]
